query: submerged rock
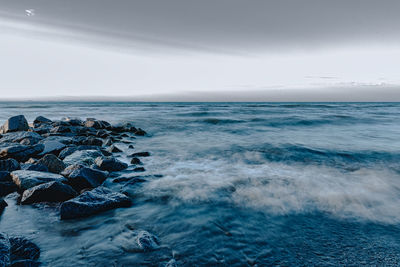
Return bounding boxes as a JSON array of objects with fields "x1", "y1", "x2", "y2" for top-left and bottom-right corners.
[
  {"x1": 0, "y1": 159, "x2": 20, "y2": 172},
  {"x1": 9, "y1": 236, "x2": 40, "y2": 263},
  {"x1": 94, "y1": 156, "x2": 128, "y2": 172},
  {"x1": 63, "y1": 150, "x2": 103, "y2": 166},
  {"x1": 0, "y1": 144, "x2": 44, "y2": 162},
  {"x1": 1, "y1": 115, "x2": 29, "y2": 134},
  {"x1": 11, "y1": 170, "x2": 67, "y2": 191},
  {"x1": 21, "y1": 181, "x2": 77, "y2": 204},
  {"x1": 116, "y1": 230, "x2": 160, "y2": 252},
  {"x1": 129, "y1": 152, "x2": 150, "y2": 157},
  {"x1": 60, "y1": 187, "x2": 131, "y2": 220},
  {"x1": 0, "y1": 233, "x2": 11, "y2": 267},
  {"x1": 36, "y1": 154, "x2": 66, "y2": 174},
  {"x1": 133, "y1": 167, "x2": 145, "y2": 172},
  {"x1": 66, "y1": 167, "x2": 108, "y2": 192}
]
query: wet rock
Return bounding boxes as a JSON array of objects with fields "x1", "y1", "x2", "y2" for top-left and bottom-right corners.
[
  {"x1": 63, "y1": 150, "x2": 103, "y2": 166},
  {"x1": 103, "y1": 138, "x2": 113, "y2": 147},
  {"x1": 129, "y1": 152, "x2": 150, "y2": 157},
  {"x1": 20, "y1": 164, "x2": 48, "y2": 172},
  {"x1": 21, "y1": 181, "x2": 77, "y2": 204},
  {"x1": 60, "y1": 187, "x2": 131, "y2": 220},
  {"x1": 0, "y1": 132, "x2": 43, "y2": 145},
  {"x1": 0, "y1": 144, "x2": 44, "y2": 162},
  {"x1": 134, "y1": 128, "x2": 147, "y2": 136},
  {"x1": 130, "y1": 157, "x2": 142, "y2": 165},
  {"x1": 11, "y1": 170, "x2": 67, "y2": 191},
  {"x1": 62, "y1": 117, "x2": 82, "y2": 126},
  {"x1": 106, "y1": 145, "x2": 122, "y2": 153},
  {"x1": 0, "y1": 171, "x2": 11, "y2": 182},
  {"x1": 11, "y1": 259, "x2": 41, "y2": 267},
  {"x1": 79, "y1": 137, "x2": 103, "y2": 146},
  {"x1": 49, "y1": 126, "x2": 72, "y2": 134},
  {"x1": 9, "y1": 236, "x2": 40, "y2": 263},
  {"x1": 36, "y1": 154, "x2": 66, "y2": 174},
  {"x1": 60, "y1": 164, "x2": 84, "y2": 177},
  {"x1": 0, "y1": 198, "x2": 7, "y2": 214},
  {"x1": 66, "y1": 167, "x2": 108, "y2": 192},
  {"x1": 84, "y1": 119, "x2": 104, "y2": 129},
  {"x1": 0, "y1": 182, "x2": 18, "y2": 197},
  {"x1": 0, "y1": 233, "x2": 11, "y2": 267},
  {"x1": 58, "y1": 145, "x2": 103, "y2": 159},
  {"x1": 0, "y1": 159, "x2": 20, "y2": 172},
  {"x1": 96, "y1": 130, "x2": 109, "y2": 139},
  {"x1": 133, "y1": 167, "x2": 145, "y2": 172},
  {"x1": 33, "y1": 116, "x2": 52, "y2": 125},
  {"x1": 94, "y1": 156, "x2": 128, "y2": 172},
  {"x1": 1, "y1": 115, "x2": 29, "y2": 134},
  {"x1": 37, "y1": 140, "x2": 66, "y2": 156},
  {"x1": 116, "y1": 230, "x2": 160, "y2": 252},
  {"x1": 165, "y1": 259, "x2": 178, "y2": 267},
  {"x1": 113, "y1": 176, "x2": 147, "y2": 184},
  {"x1": 128, "y1": 145, "x2": 134, "y2": 149}
]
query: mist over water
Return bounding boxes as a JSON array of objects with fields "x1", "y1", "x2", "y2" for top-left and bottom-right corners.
[{"x1": 1, "y1": 102, "x2": 400, "y2": 266}]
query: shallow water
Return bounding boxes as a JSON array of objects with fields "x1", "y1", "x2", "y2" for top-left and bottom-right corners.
[{"x1": 1, "y1": 102, "x2": 400, "y2": 266}]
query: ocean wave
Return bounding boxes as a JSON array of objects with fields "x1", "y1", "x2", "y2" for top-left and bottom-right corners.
[{"x1": 201, "y1": 118, "x2": 245, "y2": 124}]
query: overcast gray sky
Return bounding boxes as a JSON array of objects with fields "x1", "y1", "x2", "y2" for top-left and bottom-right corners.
[{"x1": 0, "y1": 0, "x2": 399, "y2": 101}]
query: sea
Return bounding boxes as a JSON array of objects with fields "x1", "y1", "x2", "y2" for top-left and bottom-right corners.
[{"x1": 1, "y1": 102, "x2": 400, "y2": 266}]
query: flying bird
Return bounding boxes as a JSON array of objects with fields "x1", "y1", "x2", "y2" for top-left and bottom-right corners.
[{"x1": 25, "y1": 9, "x2": 35, "y2": 16}]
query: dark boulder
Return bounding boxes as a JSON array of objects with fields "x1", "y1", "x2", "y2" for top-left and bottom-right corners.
[
  {"x1": 106, "y1": 145, "x2": 122, "y2": 153},
  {"x1": 0, "y1": 144, "x2": 44, "y2": 162},
  {"x1": 20, "y1": 164, "x2": 48, "y2": 172},
  {"x1": 62, "y1": 117, "x2": 83, "y2": 126},
  {"x1": 94, "y1": 157, "x2": 128, "y2": 172},
  {"x1": 21, "y1": 181, "x2": 77, "y2": 204},
  {"x1": 0, "y1": 171, "x2": 11, "y2": 182},
  {"x1": 0, "y1": 132, "x2": 43, "y2": 145},
  {"x1": 36, "y1": 154, "x2": 66, "y2": 174},
  {"x1": 0, "y1": 159, "x2": 20, "y2": 172},
  {"x1": 60, "y1": 187, "x2": 131, "y2": 220},
  {"x1": 37, "y1": 140, "x2": 66, "y2": 156},
  {"x1": 1, "y1": 115, "x2": 29, "y2": 134},
  {"x1": 33, "y1": 116, "x2": 52, "y2": 125},
  {"x1": 66, "y1": 167, "x2": 108, "y2": 192},
  {"x1": 0, "y1": 179, "x2": 18, "y2": 197},
  {"x1": 130, "y1": 157, "x2": 142, "y2": 165},
  {"x1": 79, "y1": 137, "x2": 103, "y2": 146},
  {"x1": 84, "y1": 119, "x2": 103, "y2": 129},
  {"x1": 128, "y1": 145, "x2": 134, "y2": 149},
  {"x1": 129, "y1": 152, "x2": 150, "y2": 157},
  {"x1": 103, "y1": 138, "x2": 113, "y2": 146},
  {"x1": 134, "y1": 128, "x2": 147, "y2": 136},
  {"x1": 63, "y1": 150, "x2": 103, "y2": 166},
  {"x1": 11, "y1": 170, "x2": 67, "y2": 191},
  {"x1": 133, "y1": 167, "x2": 145, "y2": 172},
  {"x1": 9, "y1": 236, "x2": 40, "y2": 263},
  {"x1": 0, "y1": 233, "x2": 11, "y2": 267},
  {"x1": 0, "y1": 198, "x2": 7, "y2": 214}
]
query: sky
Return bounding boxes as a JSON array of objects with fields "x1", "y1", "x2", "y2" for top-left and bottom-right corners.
[{"x1": 0, "y1": 0, "x2": 399, "y2": 101}]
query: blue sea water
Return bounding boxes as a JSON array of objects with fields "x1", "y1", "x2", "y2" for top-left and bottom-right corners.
[{"x1": 1, "y1": 102, "x2": 400, "y2": 266}]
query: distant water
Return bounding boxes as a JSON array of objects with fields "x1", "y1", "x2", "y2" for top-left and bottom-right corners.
[{"x1": 1, "y1": 102, "x2": 400, "y2": 266}]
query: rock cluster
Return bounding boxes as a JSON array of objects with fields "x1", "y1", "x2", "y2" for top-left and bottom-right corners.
[{"x1": 0, "y1": 115, "x2": 160, "y2": 264}]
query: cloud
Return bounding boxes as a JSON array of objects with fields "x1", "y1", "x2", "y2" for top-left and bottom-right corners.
[{"x1": 1, "y1": 0, "x2": 400, "y2": 53}]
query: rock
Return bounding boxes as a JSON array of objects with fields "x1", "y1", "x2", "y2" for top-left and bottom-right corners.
[
  {"x1": 1, "y1": 115, "x2": 29, "y2": 133},
  {"x1": 0, "y1": 182, "x2": 18, "y2": 197},
  {"x1": 21, "y1": 181, "x2": 77, "y2": 204},
  {"x1": 133, "y1": 167, "x2": 145, "y2": 172},
  {"x1": 0, "y1": 198, "x2": 7, "y2": 214},
  {"x1": 0, "y1": 233, "x2": 11, "y2": 267},
  {"x1": 84, "y1": 119, "x2": 104, "y2": 129},
  {"x1": 33, "y1": 116, "x2": 52, "y2": 125},
  {"x1": 106, "y1": 145, "x2": 122, "y2": 153},
  {"x1": 0, "y1": 132, "x2": 43, "y2": 145},
  {"x1": 0, "y1": 159, "x2": 20, "y2": 172},
  {"x1": 20, "y1": 163, "x2": 48, "y2": 172},
  {"x1": 62, "y1": 117, "x2": 82, "y2": 126},
  {"x1": 79, "y1": 137, "x2": 103, "y2": 146},
  {"x1": 96, "y1": 130, "x2": 109, "y2": 139},
  {"x1": 103, "y1": 138, "x2": 113, "y2": 147},
  {"x1": 0, "y1": 144, "x2": 44, "y2": 162},
  {"x1": 94, "y1": 157, "x2": 128, "y2": 172},
  {"x1": 111, "y1": 123, "x2": 136, "y2": 133},
  {"x1": 60, "y1": 187, "x2": 131, "y2": 220},
  {"x1": 11, "y1": 170, "x2": 67, "y2": 191},
  {"x1": 165, "y1": 259, "x2": 178, "y2": 267},
  {"x1": 115, "y1": 230, "x2": 160, "y2": 252},
  {"x1": 63, "y1": 150, "x2": 103, "y2": 166},
  {"x1": 129, "y1": 152, "x2": 150, "y2": 157},
  {"x1": 134, "y1": 128, "x2": 147, "y2": 136},
  {"x1": 11, "y1": 259, "x2": 41, "y2": 267},
  {"x1": 128, "y1": 145, "x2": 134, "y2": 149},
  {"x1": 36, "y1": 154, "x2": 66, "y2": 174},
  {"x1": 60, "y1": 164, "x2": 84, "y2": 177},
  {"x1": 49, "y1": 126, "x2": 72, "y2": 134},
  {"x1": 130, "y1": 157, "x2": 142, "y2": 165},
  {"x1": 9, "y1": 236, "x2": 40, "y2": 262},
  {"x1": 0, "y1": 171, "x2": 11, "y2": 182},
  {"x1": 113, "y1": 176, "x2": 147, "y2": 184},
  {"x1": 37, "y1": 141, "x2": 66, "y2": 156},
  {"x1": 66, "y1": 167, "x2": 108, "y2": 192}
]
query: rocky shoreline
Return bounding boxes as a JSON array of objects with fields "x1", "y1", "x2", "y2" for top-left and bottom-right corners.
[{"x1": 0, "y1": 115, "x2": 165, "y2": 266}]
